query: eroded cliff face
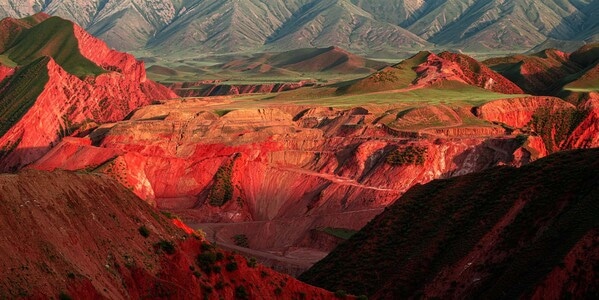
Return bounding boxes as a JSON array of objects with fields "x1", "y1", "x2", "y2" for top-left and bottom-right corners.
[
  {"x1": 474, "y1": 96, "x2": 598, "y2": 152},
  {"x1": 474, "y1": 96, "x2": 575, "y2": 128},
  {"x1": 0, "y1": 18, "x2": 175, "y2": 171},
  {"x1": 565, "y1": 95, "x2": 599, "y2": 149},
  {"x1": 30, "y1": 97, "x2": 556, "y2": 272}
]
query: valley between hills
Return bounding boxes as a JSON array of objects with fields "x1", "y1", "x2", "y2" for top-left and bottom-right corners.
[{"x1": 0, "y1": 11, "x2": 598, "y2": 299}]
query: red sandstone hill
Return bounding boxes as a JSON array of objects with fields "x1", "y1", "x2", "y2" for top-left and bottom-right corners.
[
  {"x1": 340, "y1": 50, "x2": 524, "y2": 95},
  {"x1": 0, "y1": 169, "x2": 335, "y2": 299},
  {"x1": 485, "y1": 44, "x2": 599, "y2": 101},
  {"x1": 0, "y1": 15, "x2": 175, "y2": 172},
  {"x1": 300, "y1": 148, "x2": 599, "y2": 299}
]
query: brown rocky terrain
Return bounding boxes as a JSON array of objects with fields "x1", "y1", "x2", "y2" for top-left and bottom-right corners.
[
  {"x1": 300, "y1": 148, "x2": 599, "y2": 298},
  {"x1": 0, "y1": 169, "x2": 335, "y2": 299}
]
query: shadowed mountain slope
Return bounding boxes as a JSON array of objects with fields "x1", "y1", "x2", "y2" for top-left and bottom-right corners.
[
  {"x1": 0, "y1": 0, "x2": 597, "y2": 55},
  {"x1": 300, "y1": 148, "x2": 599, "y2": 298}
]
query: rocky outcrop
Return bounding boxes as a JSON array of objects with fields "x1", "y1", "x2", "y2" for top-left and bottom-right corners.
[
  {"x1": 411, "y1": 51, "x2": 524, "y2": 94},
  {"x1": 343, "y1": 50, "x2": 524, "y2": 95},
  {"x1": 0, "y1": 16, "x2": 175, "y2": 171},
  {"x1": 474, "y1": 96, "x2": 596, "y2": 152},
  {"x1": 474, "y1": 96, "x2": 575, "y2": 128},
  {"x1": 564, "y1": 95, "x2": 599, "y2": 149},
  {"x1": 0, "y1": 169, "x2": 334, "y2": 299}
]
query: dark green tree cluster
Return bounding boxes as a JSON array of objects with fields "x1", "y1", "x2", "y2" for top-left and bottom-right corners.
[{"x1": 385, "y1": 145, "x2": 427, "y2": 166}]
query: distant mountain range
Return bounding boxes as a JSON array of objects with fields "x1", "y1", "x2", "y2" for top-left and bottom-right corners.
[{"x1": 1, "y1": 0, "x2": 598, "y2": 56}]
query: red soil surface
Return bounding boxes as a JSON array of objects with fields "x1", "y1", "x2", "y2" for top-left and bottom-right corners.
[{"x1": 0, "y1": 170, "x2": 335, "y2": 299}]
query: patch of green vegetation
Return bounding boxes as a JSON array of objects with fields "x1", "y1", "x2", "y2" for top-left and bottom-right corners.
[
  {"x1": 275, "y1": 287, "x2": 283, "y2": 295},
  {"x1": 247, "y1": 257, "x2": 257, "y2": 268},
  {"x1": 207, "y1": 160, "x2": 236, "y2": 207},
  {"x1": 235, "y1": 286, "x2": 249, "y2": 299},
  {"x1": 529, "y1": 107, "x2": 585, "y2": 152},
  {"x1": 58, "y1": 292, "x2": 72, "y2": 300},
  {"x1": 154, "y1": 240, "x2": 176, "y2": 255},
  {"x1": 138, "y1": 226, "x2": 150, "y2": 238},
  {"x1": 232, "y1": 234, "x2": 249, "y2": 248},
  {"x1": 318, "y1": 227, "x2": 357, "y2": 240},
  {"x1": 196, "y1": 252, "x2": 216, "y2": 273},
  {"x1": 196, "y1": 245, "x2": 224, "y2": 275},
  {"x1": 225, "y1": 261, "x2": 238, "y2": 272},
  {"x1": 0, "y1": 57, "x2": 49, "y2": 136},
  {"x1": 214, "y1": 109, "x2": 233, "y2": 117},
  {"x1": 256, "y1": 83, "x2": 526, "y2": 107},
  {"x1": 335, "y1": 290, "x2": 348, "y2": 298},
  {"x1": 0, "y1": 54, "x2": 17, "y2": 67},
  {"x1": 160, "y1": 211, "x2": 181, "y2": 220},
  {"x1": 385, "y1": 146, "x2": 427, "y2": 166},
  {"x1": 4, "y1": 17, "x2": 105, "y2": 77}
]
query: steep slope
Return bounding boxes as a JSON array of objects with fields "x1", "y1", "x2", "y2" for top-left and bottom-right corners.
[
  {"x1": 485, "y1": 44, "x2": 599, "y2": 105},
  {"x1": 4, "y1": 0, "x2": 596, "y2": 55},
  {"x1": 422, "y1": 0, "x2": 597, "y2": 52},
  {"x1": 485, "y1": 49, "x2": 581, "y2": 95},
  {"x1": 0, "y1": 13, "x2": 49, "y2": 53},
  {"x1": 0, "y1": 0, "x2": 45, "y2": 19},
  {"x1": 473, "y1": 91, "x2": 599, "y2": 153},
  {"x1": 300, "y1": 148, "x2": 599, "y2": 299},
  {"x1": 4, "y1": 16, "x2": 105, "y2": 76},
  {"x1": 149, "y1": 0, "x2": 311, "y2": 53},
  {"x1": 47, "y1": 0, "x2": 178, "y2": 50},
  {"x1": 0, "y1": 15, "x2": 175, "y2": 172},
  {"x1": 0, "y1": 169, "x2": 334, "y2": 299},
  {"x1": 561, "y1": 43, "x2": 599, "y2": 98},
  {"x1": 264, "y1": 0, "x2": 430, "y2": 54}
]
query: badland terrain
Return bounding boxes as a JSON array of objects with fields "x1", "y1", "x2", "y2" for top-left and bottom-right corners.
[{"x1": 0, "y1": 5, "x2": 598, "y2": 299}]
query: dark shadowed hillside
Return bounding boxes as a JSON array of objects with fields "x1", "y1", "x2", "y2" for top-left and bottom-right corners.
[{"x1": 300, "y1": 148, "x2": 599, "y2": 299}]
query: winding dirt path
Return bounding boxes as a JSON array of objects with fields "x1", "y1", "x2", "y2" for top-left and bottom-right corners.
[{"x1": 274, "y1": 166, "x2": 399, "y2": 192}]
